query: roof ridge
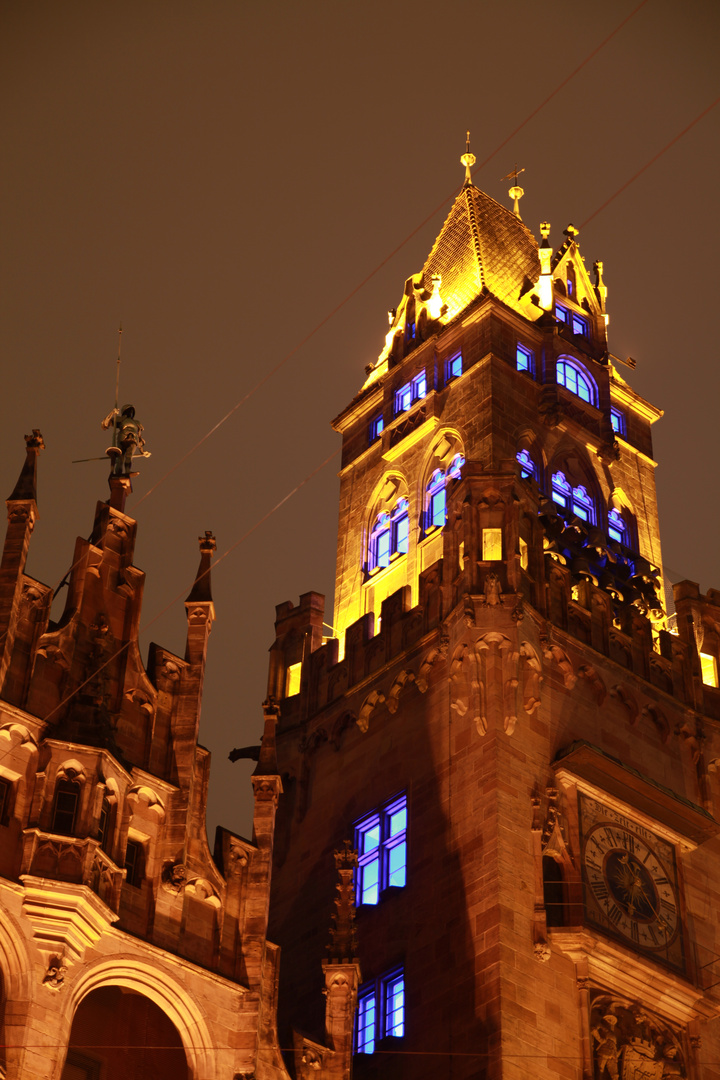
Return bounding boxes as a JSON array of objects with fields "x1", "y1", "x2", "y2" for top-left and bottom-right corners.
[{"x1": 463, "y1": 186, "x2": 485, "y2": 292}]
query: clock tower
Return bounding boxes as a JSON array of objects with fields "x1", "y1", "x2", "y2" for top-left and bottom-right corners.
[{"x1": 267, "y1": 148, "x2": 720, "y2": 1079}]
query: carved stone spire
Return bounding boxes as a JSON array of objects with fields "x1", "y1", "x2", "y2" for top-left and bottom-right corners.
[
  {"x1": 184, "y1": 531, "x2": 216, "y2": 665},
  {"x1": 326, "y1": 841, "x2": 359, "y2": 963},
  {"x1": 185, "y1": 531, "x2": 216, "y2": 605},
  {"x1": 7, "y1": 429, "x2": 44, "y2": 504}
]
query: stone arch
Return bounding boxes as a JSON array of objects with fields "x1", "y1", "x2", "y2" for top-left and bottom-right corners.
[
  {"x1": 514, "y1": 425, "x2": 547, "y2": 485},
  {"x1": 127, "y1": 784, "x2": 166, "y2": 820},
  {"x1": 0, "y1": 722, "x2": 38, "y2": 755},
  {"x1": 417, "y1": 428, "x2": 465, "y2": 508},
  {"x1": 59, "y1": 959, "x2": 216, "y2": 1080},
  {"x1": 0, "y1": 908, "x2": 33, "y2": 1077},
  {"x1": 547, "y1": 441, "x2": 604, "y2": 524}
]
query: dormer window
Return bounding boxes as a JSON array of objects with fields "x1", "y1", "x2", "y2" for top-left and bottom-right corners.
[
  {"x1": 556, "y1": 357, "x2": 597, "y2": 406},
  {"x1": 52, "y1": 779, "x2": 80, "y2": 836},
  {"x1": 556, "y1": 305, "x2": 588, "y2": 338},
  {"x1": 394, "y1": 372, "x2": 426, "y2": 415},
  {"x1": 405, "y1": 320, "x2": 416, "y2": 342},
  {"x1": 567, "y1": 263, "x2": 576, "y2": 298}
]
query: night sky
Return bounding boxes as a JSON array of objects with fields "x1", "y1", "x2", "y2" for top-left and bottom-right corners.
[{"x1": 1, "y1": 1, "x2": 718, "y2": 838}]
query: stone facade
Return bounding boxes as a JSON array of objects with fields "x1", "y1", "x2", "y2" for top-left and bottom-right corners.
[
  {"x1": 268, "y1": 176, "x2": 720, "y2": 1078},
  {"x1": 0, "y1": 434, "x2": 357, "y2": 1079}
]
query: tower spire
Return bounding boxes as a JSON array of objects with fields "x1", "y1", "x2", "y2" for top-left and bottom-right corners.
[
  {"x1": 461, "y1": 130, "x2": 476, "y2": 187},
  {"x1": 502, "y1": 164, "x2": 526, "y2": 219}
]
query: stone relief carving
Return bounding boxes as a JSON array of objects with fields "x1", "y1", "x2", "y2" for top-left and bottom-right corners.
[
  {"x1": 590, "y1": 993, "x2": 686, "y2": 1079},
  {"x1": 42, "y1": 955, "x2": 68, "y2": 990}
]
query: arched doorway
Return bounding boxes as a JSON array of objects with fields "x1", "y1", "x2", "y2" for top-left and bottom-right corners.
[{"x1": 61, "y1": 986, "x2": 189, "y2": 1079}]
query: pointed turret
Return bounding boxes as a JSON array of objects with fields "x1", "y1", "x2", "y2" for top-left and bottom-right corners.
[
  {"x1": 184, "y1": 531, "x2": 216, "y2": 664},
  {"x1": 0, "y1": 431, "x2": 44, "y2": 690}
]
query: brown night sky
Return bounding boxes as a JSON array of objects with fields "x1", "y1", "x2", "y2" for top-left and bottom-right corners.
[{"x1": 1, "y1": 0, "x2": 718, "y2": 837}]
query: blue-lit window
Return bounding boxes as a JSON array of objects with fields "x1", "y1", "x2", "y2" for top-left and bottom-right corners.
[
  {"x1": 355, "y1": 970, "x2": 405, "y2": 1054},
  {"x1": 446, "y1": 353, "x2": 462, "y2": 381},
  {"x1": 610, "y1": 407, "x2": 625, "y2": 436},
  {"x1": 370, "y1": 414, "x2": 384, "y2": 442},
  {"x1": 406, "y1": 320, "x2": 416, "y2": 342},
  {"x1": 425, "y1": 454, "x2": 465, "y2": 532},
  {"x1": 556, "y1": 358, "x2": 597, "y2": 406},
  {"x1": 368, "y1": 501, "x2": 409, "y2": 573},
  {"x1": 394, "y1": 372, "x2": 426, "y2": 415},
  {"x1": 608, "y1": 508, "x2": 627, "y2": 545},
  {"x1": 551, "y1": 471, "x2": 595, "y2": 524},
  {"x1": 355, "y1": 794, "x2": 407, "y2": 906},
  {"x1": 516, "y1": 344, "x2": 534, "y2": 375},
  {"x1": 556, "y1": 304, "x2": 588, "y2": 337},
  {"x1": 427, "y1": 469, "x2": 446, "y2": 530},
  {"x1": 517, "y1": 449, "x2": 537, "y2": 481}
]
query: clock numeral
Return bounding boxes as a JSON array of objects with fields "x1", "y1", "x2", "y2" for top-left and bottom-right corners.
[
  {"x1": 630, "y1": 922, "x2": 640, "y2": 943},
  {"x1": 655, "y1": 876, "x2": 668, "y2": 886},
  {"x1": 585, "y1": 859, "x2": 602, "y2": 873},
  {"x1": 661, "y1": 898, "x2": 676, "y2": 915},
  {"x1": 624, "y1": 833, "x2": 636, "y2": 853},
  {"x1": 608, "y1": 904, "x2": 623, "y2": 926},
  {"x1": 647, "y1": 924, "x2": 658, "y2": 945}
]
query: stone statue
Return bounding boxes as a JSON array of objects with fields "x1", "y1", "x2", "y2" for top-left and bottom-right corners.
[{"x1": 102, "y1": 403, "x2": 150, "y2": 476}]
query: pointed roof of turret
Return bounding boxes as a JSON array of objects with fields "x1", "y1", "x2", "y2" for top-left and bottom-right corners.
[
  {"x1": 419, "y1": 179, "x2": 540, "y2": 324},
  {"x1": 7, "y1": 430, "x2": 44, "y2": 503}
]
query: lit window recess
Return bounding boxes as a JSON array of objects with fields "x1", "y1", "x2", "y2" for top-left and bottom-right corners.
[
  {"x1": 610, "y1": 407, "x2": 626, "y2": 436},
  {"x1": 370, "y1": 414, "x2": 384, "y2": 442},
  {"x1": 516, "y1": 448, "x2": 537, "y2": 481},
  {"x1": 701, "y1": 653, "x2": 718, "y2": 688},
  {"x1": 519, "y1": 537, "x2": 529, "y2": 571},
  {"x1": 425, "y1": 454, "x2": 465, "y2": 533},
  {"x1": 482, "y1": 528, "x2": 502, "y2": 561},
  {"x1": 446, "y1": 353, "x2": 462, "y2": 381},
  {"x1": 556, "y1": 304, "x2": 588, "y2": 337},
  {"x1": 285, "y1": 662, "x2": 302, "y2": 697},
  {"x1": 125, "y1": 838, "x2": 145, "y2": 888},
  {"x1": 607, "y1": 509, "x2": 627, "y2": 545},
  {"x1": 355, "y1": 969, "x2": 405, "y2": 1054},
  {"x1": 516, "y1": 344, "x2": 534, "y2": 375},
  {"x1": 355, "y1": 794, "x2": 407, "y2": 906},
  {"x1": 551, "y1": 472, "x2": 595, "y2": 524},
  {"x1": 394, "y1": 373, "x2": 426, "y2": 415},
  {"x1": 368, "y1": 499, "x2": 409, "y2": 574},
  {"x1": 556, "y1": 358, "x2": 597, "y2": 406}
]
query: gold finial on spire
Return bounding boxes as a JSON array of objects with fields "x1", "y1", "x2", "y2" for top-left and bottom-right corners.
[
  {"x1": 461, "y1": 130, "x2": 476, "y2": 187},
  {"x1": 502, "y1": 164, "x2": 526, "y2": 219}
]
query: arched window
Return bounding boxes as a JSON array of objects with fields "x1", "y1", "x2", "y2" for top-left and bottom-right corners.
[
  {"x1": 608, "y1": 508, "x2": 627, "y2": 545},
  {"x1": 566, "y1": 263, "x2": 576, "y2": 298},
  {"x1": 516, "y1": 449, "x2": 537, "y2": 481},
  {"x1": 551, "y1": 471, "x2": 596, "y2": 524},
  {"x1": 556, "y1": 358, "x2": 597, "y2": 406},
  {"x1": 369, "y1": 499, "x2": 410, "y2": 573},
  {"x1": 425, "y1": 455, "x2": 465, "y2": 533}
]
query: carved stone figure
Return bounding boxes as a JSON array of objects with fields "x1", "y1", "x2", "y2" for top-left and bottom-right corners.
[{"x1": 102, "y1": 403, "x2": 151, "y2": 476}]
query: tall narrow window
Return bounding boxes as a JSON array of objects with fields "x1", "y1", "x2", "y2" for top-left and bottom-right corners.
[
  {"x1": 445, "y1": 353, "x2": 462, "y2": 381},
  {"x1": 368, "y1": 498, "x2": 410, "y2": 574},
  {"x1": 610, "y1": 407, "x2": 625, "y2": 436},
  {"x1": 125, "y1": 839, "x2": 145, "y2": 888},
  {"x1": 369, "y1": 414, "x2": 384, "y2": 442},
  {"x1": 285, "y1": 662, "x2": 302, "y2": 697},
  {"x1": 392, "y1": 499, "x2": 409, "y2": 555},
  {"x1": 52, "y1": 779, "x2": 80, "y2": 836},
  {"x1": 97, "y1": 797, "x2": 112, "y2": 853},
  {"x1": 551, "y1": 471, "x2": 572, "y2": 511},
  {"x1": 556, "y1": 358, "x2": 597, "y2": 406},
  {"x1": 355, "y1": 794, "x2": 407, "y2": 906},
  {"x1": 355, "y1": 969, "x2": 406, "y2": 1054},
  {"x1": 607, "y1": 509, "x2": 627, "y2": 545},
  {"x1": 516, "y1": 344, "x2": 534, "y2": 375},
  {"x1": 426, "y1": 470, "x2": 446, "y2": 531},
  {"x1": 701, "y1": 653, "x2": 718, "y2": 688},
  {"x1": 394, "y1": 373, "x2": 426, "y2": 415},
  {"x1": 369, "y1": 512, "x2": 391, "y2": 572}
]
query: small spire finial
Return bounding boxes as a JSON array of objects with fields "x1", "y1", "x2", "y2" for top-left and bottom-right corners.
[
  {"x1": 460, "y1": 130, "x2": 476, "y2": 187},
  {"x1": 502, "y1": 164, "x2": 526, "y2": 219},
  {"x1": 563, "y1": 224, "x2": 579, "y2": 243}
]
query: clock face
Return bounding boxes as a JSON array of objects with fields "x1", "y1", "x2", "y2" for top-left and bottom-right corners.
[{"x1": 579, "y1": 794, "x2": 685, "y2": 973}]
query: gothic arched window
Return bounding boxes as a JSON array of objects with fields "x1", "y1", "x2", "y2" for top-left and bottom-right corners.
[
  {"x1": 556, "y1": 357, "x2": 597, "y2": 406},
  {"x1": 551, "y1": 471, "x2": 596, "y2": 524},
  {"x1": 368, "y1": 498, "x2": 410, "y2": 573},
  {"x1": 516, "y1": 449, "x2": 537, "y2": 481},
  {"x1": 425, "y1": 455, "x2": 465, "y2": 533}
]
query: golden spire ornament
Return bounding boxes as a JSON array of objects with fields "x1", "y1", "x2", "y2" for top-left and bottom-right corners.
[{"x1": 461, "y1": 131, "x2": 476, "y2": 187}]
